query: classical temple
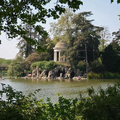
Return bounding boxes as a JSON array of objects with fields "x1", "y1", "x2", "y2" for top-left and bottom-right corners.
[{"x1": 53, "y1": 40, "x2": 67, "y2": 62}]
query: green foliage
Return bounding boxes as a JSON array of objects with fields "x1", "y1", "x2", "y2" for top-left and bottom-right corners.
[
  {"x1": 90, "y1": 58, "x2": 105, "y2": 73},
  {"x1": 87, "y1": 72, "x2": 101, "y2": 79},
  {"x1": 67, "y1": 11, "x2": 101, "y2": 65},
  {"x1": 87, "y1": 72, "x2": 120, "y2": 79},
  {"x1": 39, "y1": 52, "x2": 51, "y2": 61},
  {"x1": 0, "y1": 58, "x2": 12, "y2": 75},
  {"x1": 24, "y1": 52, "x2": 51, "y2": 70},
  {"x1": 0, "y1": 83, "x2": 41, "y2": 120},
  {"x1": 0, "y1": 58, "x2": 12, "y2": 67},
  {"x1": 111, "y1": 0, "x2": 120, "y2": 3},
  {"x1": 51, "y1": 10, "x2": 102, "y2": 67},
  {"x1": 103, "y1": 72, "x2": 120, "y2": 79},
  {"x1": 102, "y1": 42, "x2": 120, "y2": 73},
  {"x1": 31, "y1": 61, "x2": 57, "y2": 70},
  {"x1": 1, "y1": 82, "x2": 120, "y2": 120},
  {"x1": 0, "y1": 0, "x2": 82, "y2": 42},
  {"x1": 78, "y1": 82, "x2": 120, "y2": 120},
  {"x1": 50, "y1": 8, "x2": 75, "y2": 44},
  {"x1": 0, "y1": 83, "x2": 79, "y2": 120},
  {"x1": 17, "y1": 24, "x2": 49, "y2": 57},
  {"x1": 77, "y1": 61, "x2": 86, "y2": 72},
  {"x1": 7, "y1": 56, "x2": 25, "y2": 77},
  {"x1": 56, "y1": 61, "x2": 70, "y2": 67},
  {"x1": 98, "y1": 26, "x2": 111, "y2": 52}
]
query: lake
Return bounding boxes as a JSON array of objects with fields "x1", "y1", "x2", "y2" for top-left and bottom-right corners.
[{"x1": 0, "y1": 77, "x2": 117, "y2": 103}]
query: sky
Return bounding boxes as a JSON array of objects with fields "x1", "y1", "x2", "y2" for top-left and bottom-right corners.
[{"x1": 0, "y1": 0, "x2": 120, "y2": 59}]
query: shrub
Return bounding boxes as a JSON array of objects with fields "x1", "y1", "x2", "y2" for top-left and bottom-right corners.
[
  {"x1": 114, "y1": 73, "x2": 120, "y2": 79},
  {"x1": 77, "y1": 61, "x2": 86, "y2": 72},
  {"x1": 87, "y1": 72, "x2": 120, "y2": 79},
  {"x1": 1, "y1": 82, "x2": 120, "y2": 120},
  {"x1": 44, "y1": 61, "x2": 57, "y2": 70},
  {"x1": 24, "y1": 52, "x2": 51, "y2": 70},
  {"x1": 90, "y1": 58, "x2": 105, "y2": 73},
  {"x1": 0, "y1": 58, "x2": 12, "y2": 66},
  {"x1": 103, "y1": 72, "x2": 115, "y2": 79},
  {"x1": 87, "y1": 72, "x2": 101, "y2": 79},
  {"x1": 0, "y1": 83, "x2": 79, "y2": 120},
  {"x1": 78, "y1": 82, "x2": 120, "y2": 120},
  {"x1": 24, "y1": 52, "x2": 42, "y2": 70},
  {"x1": 7, "y1": 56, "x2": 24, "y2": 77},
  {"x1": 31, "y1": 61, "x2": 57, "y2": 70},
  {"x1": 39, "y1": 52, "x2": 51, "y2": 61}
]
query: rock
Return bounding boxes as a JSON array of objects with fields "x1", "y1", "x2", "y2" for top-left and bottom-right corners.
[
  {"x1": 41, "y1": 76, "x2": 47, "y2": 81},
  {"x1": 56, "y1": 73, "x2": 64, "y2": 81},
  {"x1": 72, "y1": 76, "x2": 81, "y2": 81},
  {"x1": 65, "y1": 68, "x2": 72, "y2": 79},
  {"x1": 39, "y1": 70, "x2": 47, "y2": 78},
  {"x1": 48, "y1": 70, "x2": 55, "y2": 79},
  {"x1": 27, "y1": 66, "x2": 87, "y2": 81},
  {"x1": 32, "y1": 66, "x2": 40, "y2": 78}
]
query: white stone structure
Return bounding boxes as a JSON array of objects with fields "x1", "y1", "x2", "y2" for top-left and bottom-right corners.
[{"x1": 53, "y1": 40, "x2": 67, "y2": 62}]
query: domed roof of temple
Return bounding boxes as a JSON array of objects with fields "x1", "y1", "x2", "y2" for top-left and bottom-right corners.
[{"x1": 53, "y1": 40, "x2": 67, "y2": 50}]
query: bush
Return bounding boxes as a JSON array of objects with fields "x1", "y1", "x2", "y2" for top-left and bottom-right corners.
[
  {"x1": 7, "y1": 56, "x2": 25, "y2": 77},
  {"x1": 102, "y1": 43, "x2": 120, "y2": 73},
  {"x1": 24, "y1": 52, "x2": 51, "y2": 70},
  {"x1": 39, "y1": 52, "x2": 51, "y2": 61},
  {"x1": 31, "y1": 61, "x2": 57, "y2": 70},
  {"x1": 78, "y1": 82, "x2": 120, "y2": 120},
  {"x1": 87, "y1": 72, "x2": 101, "y2": 79},
  {"x1": 1, "y1": 82, "x2": 120, "y2": 120},
  {"x1": 0, "y1": 58, "x2": 12, "y2": 66},
  {"x1": 0, "y1": 83, "x2": 79, "y2": 120},
  {"x1": 87, "y1": 72, "x2": 120, "y2": 79},
  {"x1": 77, "y1": 61, "x2": 86, "y2": 72},
  {"x1": 90, "y1": 59, "x2": 105, "y2": 73},
  {"x1": 24, "y1": 52, "x2": 43, "y2": 70},
  {"x1": 103, "y1": 72, "x2": 115, "y2": 79}
]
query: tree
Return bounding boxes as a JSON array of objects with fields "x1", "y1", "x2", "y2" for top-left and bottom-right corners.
[
  {"x1": 17, "y1": 23, "x2": 48, "y2": 58},
  {"x1": 102, "y1": 42, "x2": 120, "y2": 73},
  {"x1": 111, "y1": 0, "x2": 120, "y2": 3},
  {"x1": 67, "y1": 11, "x2": 102, "y2": 66},
  {"x1": 24, "y1": 52, "x2": 41, "y2": 70},
  {"x1": 43, "y1": 37, "x2": 55, "y2": 60},
  {"x1": 50, "y1": 11, "x2": 102, "y2": 67},
  {"x1": 0, "y1": 0, "x2": 83, "y2": 44},
  {"x1": 0, "y1": 0, "x2": 119, "y2": 39},
  {"x1": 50, "y1": 8, "x2": 75, "y2": 44},
  {"x1": 112, "y1": 29, "x2": 120, "y2": 44},
  {"x1": 7, "y1": 56, "x2": 25, "y2": 77},
  {"x1": 0, "y1": 58, "x2": 12, "y2": 66},
  {"x1": 99, "y1": 26, "x2": 111, "y2": 51},
  {"x1": 24, "y1": 52, "x2": 51, "y2": 70}
]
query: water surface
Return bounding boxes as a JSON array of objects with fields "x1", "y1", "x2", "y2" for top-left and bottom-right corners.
[{"x1": 0, "y1": 78, "x2": 117, "y2": 103}]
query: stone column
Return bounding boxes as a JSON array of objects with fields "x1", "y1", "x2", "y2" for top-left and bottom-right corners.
[
  {"x1": 54, "y1": 51, "x2": 57, "y2": 62},
  {"x1": 59, "y1": 51, "x2": 61, "y2": 62}
]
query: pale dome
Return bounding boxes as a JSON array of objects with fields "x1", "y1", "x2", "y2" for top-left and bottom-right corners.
[{"x1": 53, "y1": 40, "x2": 67, "y2": 50}]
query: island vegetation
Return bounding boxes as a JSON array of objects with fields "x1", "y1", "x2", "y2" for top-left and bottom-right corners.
[
  {"x1": 0, "y1": 9, "x2": 120, "y2": 80},
  {"x1": 0, "y1": 0, "x2": 120, "y2": 80}
]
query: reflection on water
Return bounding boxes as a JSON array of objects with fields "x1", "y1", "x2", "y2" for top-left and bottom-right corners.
[{"x1": 0, "y1": 78, "x2": 116, "y2": 103}]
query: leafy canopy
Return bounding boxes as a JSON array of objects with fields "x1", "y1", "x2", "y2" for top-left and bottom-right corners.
[
  {"x1": 0, "y1": 0, "x2": 83, "y2": 40},
  {"x1": 0, "y1": 0, "x2": 120, "y2": 42},
  {"x1": 111, "y1": 0, "x2": 120, "y2": 3}
]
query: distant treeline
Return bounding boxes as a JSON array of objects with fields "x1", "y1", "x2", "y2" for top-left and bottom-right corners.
[{"x1": 0, "y1": 58, "x2": 12, "y2": 66}]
